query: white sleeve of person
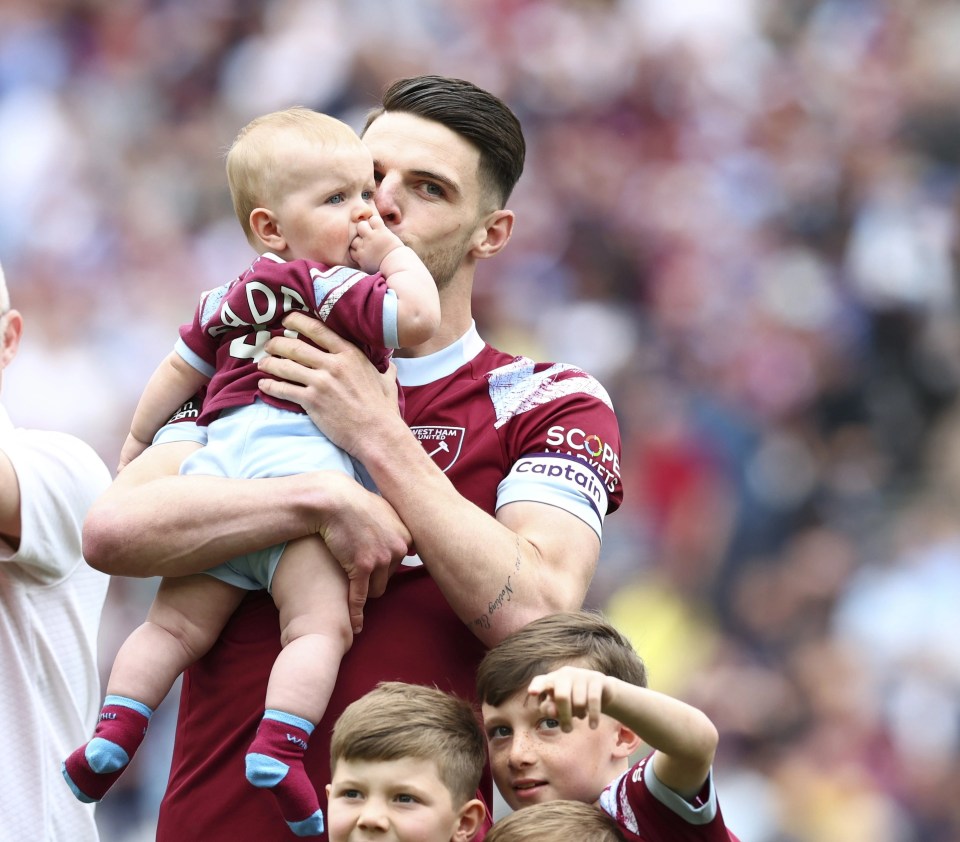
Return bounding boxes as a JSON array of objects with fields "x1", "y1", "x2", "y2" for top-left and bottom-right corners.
[{"x1": 496, "y1": 452, "x2": 608, "y2": 541}]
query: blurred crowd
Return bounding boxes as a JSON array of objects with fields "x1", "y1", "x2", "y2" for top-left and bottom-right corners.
[{"x1": 2, "y1": 0, "x2": 959, "y2": 840}]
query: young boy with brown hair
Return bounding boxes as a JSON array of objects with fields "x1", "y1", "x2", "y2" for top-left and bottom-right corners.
[
  {"x1": 326, "y1": 681, "x2": 490, "y2": 842},
  {"x1": 476, "y1": 611, "x2": 741, "y2": 841}
]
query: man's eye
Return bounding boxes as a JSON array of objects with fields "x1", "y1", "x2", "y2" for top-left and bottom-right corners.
[{"x1": 424, "y1": 183, "x2": 443, "y2": 197}]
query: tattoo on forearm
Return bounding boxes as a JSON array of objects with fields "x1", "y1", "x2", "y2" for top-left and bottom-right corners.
[{"x1": 473, "y1": 535, "x2": 523, "y2": 630}]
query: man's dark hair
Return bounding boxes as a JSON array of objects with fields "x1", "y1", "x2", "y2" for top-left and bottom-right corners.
[{"x1": 364, "y1": 75, "x2": 526, "y2": 207}]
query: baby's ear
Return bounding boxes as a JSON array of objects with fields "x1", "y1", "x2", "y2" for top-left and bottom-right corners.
[
  {"x1": 613, "y1": 724, "x2": 643, "y2": 760},
  {"x1": 453, "y1": 798, "x2": 488, "y2": 842},
  {"x1": 249, "y1": 207, "x2": 286, "y2": 251}
]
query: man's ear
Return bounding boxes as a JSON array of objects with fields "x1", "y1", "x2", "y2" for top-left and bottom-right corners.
[
  {"x1": 249, "y1": 207, "x2": 287, "y2": 252},
  {"x1": 453, "y1": 798, "x2": 488, "y2": 842},
  {"x1": 0, "y1": 310, "x2": 23, "y2": 371},
  {"x1": 612, "y1": 724, "x2": 643, "y2": 761},
  {"x1": 470, "y1": 209, "x2": 514, "y2": 260}
]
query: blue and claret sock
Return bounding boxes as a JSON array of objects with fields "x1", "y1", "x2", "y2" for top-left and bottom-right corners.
[
  {"x1": 62, "y1": 695, "x2": 152, "y2": 803},
  {"x1": 245, "y1": 709, "x2": 324, "y2": 837}
]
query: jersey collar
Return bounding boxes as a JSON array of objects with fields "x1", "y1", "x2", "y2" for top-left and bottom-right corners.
[{"x1": 394, "y1": 322, "x2": 485, "y2": 387}]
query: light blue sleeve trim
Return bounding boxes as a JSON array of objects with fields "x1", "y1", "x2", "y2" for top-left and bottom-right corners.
[
  {"x1": 645, "y1": 760, "x2": 719, "y2": 825},
  {"x1": 152, "y1": 420, "x2": 207, "y2": 447},
  {"x1": 174, "y1": 337, "x2": 216, "y2": 379},
  {"x1": 496, "y1": 454, "x2": 606, "y2": 541},
  {"x1": 382, "y1": 288, "x2": 400, "y2": 348}
]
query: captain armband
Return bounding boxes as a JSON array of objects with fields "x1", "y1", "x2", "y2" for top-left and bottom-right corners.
[{"x1": 495, "y1": 453, "x2": 608, "y2": 541}]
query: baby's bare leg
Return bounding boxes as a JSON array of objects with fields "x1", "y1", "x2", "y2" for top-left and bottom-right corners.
[
  {"x1": 64, "y1": 574, "x2": 244, "y2": 803},
  {"x1": 109, "y1": 574, "x2": 247, "y2": 706},
  {"x1": 245, "y1": 535, "x2": 352, "y2": 837},
  {"x1": 267, "y1": 535, "x2": 353, "y2": 720}
]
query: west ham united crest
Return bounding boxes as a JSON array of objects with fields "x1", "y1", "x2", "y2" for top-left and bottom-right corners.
[{"x1": 412, "y1": 426, "x2": 464, "y2": 472}]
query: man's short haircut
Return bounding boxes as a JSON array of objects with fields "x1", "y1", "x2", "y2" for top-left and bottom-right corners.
[
  {"x1": 476, "y1": 610, "x2": 648, "y2": 707},
  {"x1": 364, "y1": 75, "x2": 526, "y2": 208},
  {"x1": 330, "y1": 681, "x2": 487, "y2": 806},
  {"x1": 226, "y1": 106, "x2": 363, "y2": 246},
  {"x1": 486, "y1": 800, "x2": 625, "y2": 842}
]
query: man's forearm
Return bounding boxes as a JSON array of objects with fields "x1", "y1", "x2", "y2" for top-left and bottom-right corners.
[
  {"x1": 82, "y1": 443, "x2": 321, "y2": 578},
  {"x1": 356, "y1": 416, "x2": 599, "y2": 647},
  {"x1": 84, "y1": 473, "x2": 322, "y2": 578}
]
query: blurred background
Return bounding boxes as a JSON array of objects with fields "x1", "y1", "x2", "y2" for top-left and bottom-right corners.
[{"x1": 2, "y1": 0, "x2": 959, "y2": 839}]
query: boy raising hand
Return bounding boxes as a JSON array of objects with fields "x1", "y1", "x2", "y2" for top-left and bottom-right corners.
[{"x1": 477, "y1": 611, "x2": 740, "y2": 841}]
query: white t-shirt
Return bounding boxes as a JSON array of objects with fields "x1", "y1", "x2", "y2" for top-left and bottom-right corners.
[{"x1": 0, "y1": 404, "x2": 111, "y2": 842}]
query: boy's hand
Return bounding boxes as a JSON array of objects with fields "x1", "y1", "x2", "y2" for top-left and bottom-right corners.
[
  {"x1": 350, "y1": 213, "x2": 404, "y2": 275},
  {"x1": 527, "y1": 665, "x2": 610, "y2": 732}
]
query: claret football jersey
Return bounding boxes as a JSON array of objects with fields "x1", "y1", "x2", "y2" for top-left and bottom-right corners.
[{"x1": 157, "y1": 322, "x2": 623, "y2": 841}]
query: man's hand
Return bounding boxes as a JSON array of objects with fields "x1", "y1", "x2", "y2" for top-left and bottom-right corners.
[
  {"x1": 258, "y1": 312, "x2": 401, "y2": 458},
  {"x1": 258, "y1": 313, "x2": 414, "y2": 631},
  {"x1": 314, "y1": 472, "x2": 413, "y2": 632}
]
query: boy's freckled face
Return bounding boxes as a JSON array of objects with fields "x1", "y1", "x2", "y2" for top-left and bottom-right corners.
[
  {"x1": 482, "y1": 691, "x2": 622, "y2": 811},
  {"x1": 326, "y1": 756, "x2": 466, "y2": 842}
]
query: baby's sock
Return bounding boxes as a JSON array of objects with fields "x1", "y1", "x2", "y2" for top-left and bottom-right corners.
[
  {"x1": 245, "y1": 710, "x2": 324, "y2": 837},
  {"x1": 62, "y1": 695, "x2": 152, "y2": 803}
]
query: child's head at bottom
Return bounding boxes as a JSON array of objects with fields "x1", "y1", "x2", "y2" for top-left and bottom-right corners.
[
  {"x1": 487, "y1": 800, "x2": 626, "y2": 842},
  {"x1": 327, "y1": 681, "x2": 488, "y2": 842},
  {"x1": 475, "y1": 610, "x2": 647, "y2": 810}
]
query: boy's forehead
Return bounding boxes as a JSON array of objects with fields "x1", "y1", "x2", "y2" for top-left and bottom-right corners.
[
  {"x1": 481, "y1": 688, "x2": 534, "y2": 719},
  {"x1": 333, "y1": 754, "x2": 442, "y2": 779},
  {"x1": 331, "y1": 755, "x2": 455, "y2": 800},
  {"x1": 480, "y1": 656, "x2": 597, "y2": 712}
]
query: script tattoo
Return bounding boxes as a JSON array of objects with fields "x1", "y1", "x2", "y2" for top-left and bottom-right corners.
[{"x1": 473, "y1": 535, "x2": 523, "y2": 630}]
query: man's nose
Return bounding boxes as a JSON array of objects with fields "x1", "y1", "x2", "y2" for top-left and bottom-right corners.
[{"x1": 374, "y1": 176, "x2": 400, "y2": 221}]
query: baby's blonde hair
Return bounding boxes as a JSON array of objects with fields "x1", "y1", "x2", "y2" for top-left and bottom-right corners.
[{"x1": 226, "y1": 107, "x2": 363, "y2": 246}]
